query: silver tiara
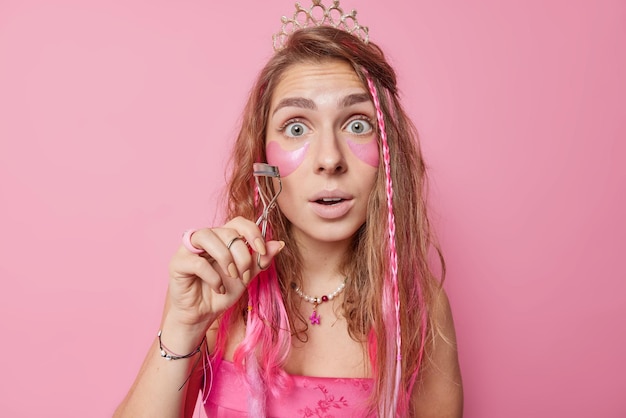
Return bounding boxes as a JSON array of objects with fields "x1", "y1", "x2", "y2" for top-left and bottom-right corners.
[{"x1": 272, "y1": 0, "x2": 369, "y2": 51}]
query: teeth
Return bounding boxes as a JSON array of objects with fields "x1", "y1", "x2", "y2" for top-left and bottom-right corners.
[{"x1": 321, "y1": 198, "x2": 342, "y2": 202}]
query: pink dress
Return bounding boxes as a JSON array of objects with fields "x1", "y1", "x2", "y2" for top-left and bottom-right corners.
[{"x1": 204, "y1": 360, "x2": 373, "y2": 417}]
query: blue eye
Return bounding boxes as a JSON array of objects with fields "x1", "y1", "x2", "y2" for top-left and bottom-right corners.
[
  {"x1": 346, "y1": 119, "x2": 372, "y2": 134},
  {"x1": 284, "y1": 122, "x2": 309, "y2": 138}
]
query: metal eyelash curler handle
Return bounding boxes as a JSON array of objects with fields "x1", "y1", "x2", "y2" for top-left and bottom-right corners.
[{"x1": 253, "y1": 163, "x2": 282, "y2": 269}]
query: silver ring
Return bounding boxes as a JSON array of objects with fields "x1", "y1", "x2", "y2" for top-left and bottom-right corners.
[{"x1": 226, "y1": 235, "x2": 244, "y2": 250}]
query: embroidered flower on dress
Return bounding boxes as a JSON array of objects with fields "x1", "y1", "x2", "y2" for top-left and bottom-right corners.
[{"x1": 298, "y1": 384, "x2": 349, "y2": 418}]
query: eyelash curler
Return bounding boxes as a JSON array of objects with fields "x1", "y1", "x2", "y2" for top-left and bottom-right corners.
[{"x1": 253, "y1": 163, "x2": 282, "y2": 268}]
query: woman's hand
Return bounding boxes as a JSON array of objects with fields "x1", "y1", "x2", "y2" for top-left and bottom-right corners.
[
  {"x1": 114, "y1": 216, "x2": 282, "y2": 418},
  {"x1": 166, "y1": 216, "x2": 285, "y2": 329}
]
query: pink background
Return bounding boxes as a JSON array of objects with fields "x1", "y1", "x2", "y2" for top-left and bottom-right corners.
[{"x1": 1, "y1": 1, "x2": 624, "y2": 417}]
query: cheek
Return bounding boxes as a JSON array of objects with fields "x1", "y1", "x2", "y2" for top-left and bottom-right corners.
[
  {"x1": 266, "y1": 141, "x2": 309, "y2": 177},
  {"x1": 346, "y1": 138, "x2": 380, "y2": 168}
]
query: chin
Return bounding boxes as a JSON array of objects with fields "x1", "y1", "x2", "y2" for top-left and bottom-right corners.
[{"x1": 294, "y1": 221, "x2": 364, "y2": 244}]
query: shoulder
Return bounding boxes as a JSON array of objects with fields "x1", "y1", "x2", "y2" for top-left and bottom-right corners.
[
  {"x1": 431, "y1": 288, "x2": 456, "y2": 338},
  {"x1": 412, "y1": 288, "x2": 464, "y2": 417}
]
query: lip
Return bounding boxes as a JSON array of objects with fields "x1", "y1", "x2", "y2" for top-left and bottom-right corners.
[{"x1": 308, "y1": 190, "x2": 354, "y2": 219}]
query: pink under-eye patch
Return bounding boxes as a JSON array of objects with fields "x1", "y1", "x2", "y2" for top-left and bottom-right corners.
[
  {"x1": 266, "y1": 141, "x2": 309, "y2": 177},
  {"x1": 346, "y1": 137, "x2": 379, "y2": 167}
]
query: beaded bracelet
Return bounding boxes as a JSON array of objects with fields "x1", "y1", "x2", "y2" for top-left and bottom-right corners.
[{"x1": 157, "y1": 330, "x2": 206, "y2": 361}]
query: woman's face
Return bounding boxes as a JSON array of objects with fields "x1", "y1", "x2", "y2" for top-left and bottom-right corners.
[{"x1": 265, "y1": 59, "x2": 379, "y2": 247}]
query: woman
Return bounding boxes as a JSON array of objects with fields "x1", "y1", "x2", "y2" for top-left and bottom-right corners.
[{"x1": 115, "y1": 2, "x2": 463, "y2": 417}]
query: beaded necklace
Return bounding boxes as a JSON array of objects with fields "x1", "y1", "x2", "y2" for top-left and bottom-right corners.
[{"x1": 291, "y1": 278, "x2": 347, "y2": 325}]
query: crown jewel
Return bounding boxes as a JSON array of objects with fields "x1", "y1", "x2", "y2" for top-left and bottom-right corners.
[{"x1": 272, "y1": 0, "x2": 369, "y2": 51}]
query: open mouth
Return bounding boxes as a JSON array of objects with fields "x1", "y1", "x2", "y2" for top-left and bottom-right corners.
[{"x1": 315, "y1": 198, "x2": 344, "y2": 205}]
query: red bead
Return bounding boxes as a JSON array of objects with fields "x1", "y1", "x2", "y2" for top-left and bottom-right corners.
[{"x1": 321, "y1": 295, "x2": 329, "y2": 302}]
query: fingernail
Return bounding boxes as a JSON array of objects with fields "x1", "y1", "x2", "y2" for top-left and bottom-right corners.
[
  {"x1": 242, "y1": 270, "x2": 251, "y2": 284},
  {"x1": 227, "y1": 263, "x2": 238, "y2": 278},
  {"x1": 219, "y1": 285, "x2": 226, "y2": 294},
  {"x1": 254, "y1": 238, "x2": 267, "y2": 256},
  {"x1": 278, "y1": 241, "x2": 285, "y2": 251}
]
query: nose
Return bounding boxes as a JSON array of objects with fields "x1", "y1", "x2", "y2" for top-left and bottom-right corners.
[{"x1": 313, "y1": 129, "x2": 347, "y2": 174}]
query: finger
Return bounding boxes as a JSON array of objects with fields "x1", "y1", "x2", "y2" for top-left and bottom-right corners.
[
  {"x1": 248, "y1": 240, "x2": 285, "y2": 284},
  {"x1": 224, "y1": 236, "x2": 253, "y2": 284},
  {"x1": 190, "y1": 229, "x2": 239, "y2": 280},
  {"x1": 219, "y1": 217, "x2": 270, "y2": 280},
  {"x1": 181, "y1": 229, "x2": 204, "y2": 254},
  {"x1": 206, "y1": 227, "x2": 254, "y2": 281},
  {"x1": 170, "y1": 248, "x2": 227, "y2": 295},
  {"x1": 224, "y1": 216, "x2": 267, "y2": 256}
]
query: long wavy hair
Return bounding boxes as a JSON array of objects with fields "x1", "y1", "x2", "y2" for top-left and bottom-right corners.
[{"x1": 212, "y1": 26, "x2": 445, "y2": 416}]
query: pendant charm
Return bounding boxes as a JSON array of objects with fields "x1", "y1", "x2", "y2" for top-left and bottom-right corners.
[
  {"x1": 292, "y1": 278, "x2": 347, "y2": 326},
  {"x1": 309, "y1": 308, "x2": 321, "y2": 325}
]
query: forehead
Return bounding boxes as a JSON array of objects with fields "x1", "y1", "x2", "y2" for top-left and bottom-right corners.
[{"x1": 271, "y1": 60, "x2": 365, "y2": 102}]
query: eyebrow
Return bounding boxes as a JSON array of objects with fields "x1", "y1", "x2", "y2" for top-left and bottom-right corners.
[
  {"x1": 272, "y1": 93, "x2": 372, "y2": 116},
  {"x1": 340, "y1": 93, "x2": 371, "y2": 108},
  {"x1": 272, "y1": 97, "x2": 316, "y2": 115}
]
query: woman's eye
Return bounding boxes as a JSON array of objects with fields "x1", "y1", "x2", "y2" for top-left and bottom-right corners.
[
  {"x1": 284, "y1": 122, "x2": 309, "y2": 138},
  {"x1": 346, "y1": 119, "x2": 372, "y2": 135}
]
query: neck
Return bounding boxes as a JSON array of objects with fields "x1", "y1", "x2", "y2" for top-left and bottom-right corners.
[{"x1": 294, "y1": 232, "x2": 351, "y2": 291}]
